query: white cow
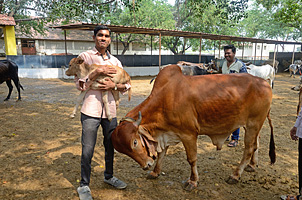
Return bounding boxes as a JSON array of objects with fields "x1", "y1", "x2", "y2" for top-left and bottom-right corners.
[
  {"x1": 247, "y1": 64, "x2": 275, "y2": 88},
  {"x1": 286, "y1": 64, "x2": 300, "y2": 78}
]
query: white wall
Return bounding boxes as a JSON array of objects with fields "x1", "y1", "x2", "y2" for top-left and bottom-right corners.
[{"x1": 18, "y1": 67, "x2": 159, "y2": 79}]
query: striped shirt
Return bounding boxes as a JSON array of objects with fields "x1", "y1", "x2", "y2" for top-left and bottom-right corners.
[{"x1": 222, "y1": 58, "x2": 247, "y2": 74}]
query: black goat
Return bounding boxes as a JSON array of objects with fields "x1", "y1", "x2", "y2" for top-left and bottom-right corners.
[{"x1": 0, "y1": 60, "x2": 24, "y2": 101}]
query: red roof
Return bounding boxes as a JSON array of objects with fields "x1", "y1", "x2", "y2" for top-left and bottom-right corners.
[{"x1": 0, "y1": 14, "x2": 16, "y2": 26}]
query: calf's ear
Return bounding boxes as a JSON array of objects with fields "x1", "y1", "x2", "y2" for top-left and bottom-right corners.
[{"x1": 76, "y1": 58, "x2": 85, "y2": 64}]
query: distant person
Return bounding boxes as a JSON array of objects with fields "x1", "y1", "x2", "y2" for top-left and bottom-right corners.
[
  {"x1": 222, "y1": 44, "x2": 247, "y2": 147},
  {"x1": 75, "y1": 25, "x2": 131, "y2": 200}
]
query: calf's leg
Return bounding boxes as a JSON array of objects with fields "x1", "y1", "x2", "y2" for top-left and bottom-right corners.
[
  {"x1": 102, "y1": 91, "x2": 112, "y2": 121},
  {"x1": 70, "y1": 91, "x2": 87, "y2": 118},
  {"x1": 111, "y1": 90, "x2": 120, "y2": 108}
]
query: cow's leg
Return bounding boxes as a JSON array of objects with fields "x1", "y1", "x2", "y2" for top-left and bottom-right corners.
[
  {"x1": 12, "y1": 77, "x2": 22, "y2": 101},
  {"x1": 245, "y1": 134, "x2": 260, "y2": 172},
  {"x1": 147, "y1": 146, "x2": 168, "y2": 179},
  {"x1": 4, "y1": 80, "x2": 13, "y2": 101},
  {"x1": 70, "y1": 91, "x2": 87, "y2": 118},
  {"x1": 102, "y1": 91, "x2": 112, "y2": 121},
  {"x1": 182, "y1": 136, "x2": 198, "y2": 191},
  {"x1": 226, "y1": 128, "x2": 260, "y2": 184}
]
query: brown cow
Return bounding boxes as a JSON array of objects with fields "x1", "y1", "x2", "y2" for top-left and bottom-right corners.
[
  {"x1": 65, "y1": 57, "x2": 131, "y2": 120},
  {"x1": 111, "y1": 65, "x2": 275, "y2": 191}
]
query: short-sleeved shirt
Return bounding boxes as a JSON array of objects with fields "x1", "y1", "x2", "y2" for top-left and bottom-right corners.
[
  {"x1": 222, "y1": 58, "x2": 247, "y2": 74},
  {"x1": 75, "y1": 48, "x2": 129, "y2": 118},
  {"x1": 295, "y1": 108, "x2": 302, "y2": 138}
]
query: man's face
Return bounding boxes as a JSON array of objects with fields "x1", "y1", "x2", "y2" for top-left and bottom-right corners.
[
  {"x1": 224, "y1": 49, "x2": 235, "y2": 62},
  {"x1": 93, "y1": 29, "x2": 111, "y2": 49}
]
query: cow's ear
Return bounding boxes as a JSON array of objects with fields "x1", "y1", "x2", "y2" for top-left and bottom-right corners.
[{"x1": 138, "y1": 126, "x2": 157, "y2": 143}]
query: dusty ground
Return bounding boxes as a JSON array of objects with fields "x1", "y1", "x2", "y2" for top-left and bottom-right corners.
[{"x1": 0, "y1": 73, "x2": 301, "y2": 200}]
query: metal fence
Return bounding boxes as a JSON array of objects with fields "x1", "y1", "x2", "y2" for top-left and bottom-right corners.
[{"x1": 7, "y1": 55, "x2": 214, "y2": 68}]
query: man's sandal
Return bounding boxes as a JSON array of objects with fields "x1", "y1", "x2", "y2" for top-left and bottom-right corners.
[
  {"x1": 280, "y1": 194, "x2": 301, "y2": 200},
  {"x1": 227, "y1": 140, "x2": 238, "y2": 147}
]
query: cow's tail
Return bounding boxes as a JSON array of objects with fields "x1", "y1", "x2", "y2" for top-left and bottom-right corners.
[{"x1": 267, "y1": 110, "x2": 276, "y2": 164}]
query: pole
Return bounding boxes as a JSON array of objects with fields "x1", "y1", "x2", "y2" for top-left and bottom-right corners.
[
  {"x1": 260, "y1": 43, "x2": 264, "y2": 62},
  {"x1": 218, "y1": 40, "x2": 221, "y2": 59},
  {"x1": 159, "y1": 32, "x2": 161, "y2": 68},
  {"x1": 199, "y1": 37, "x2": 202, "y2": 63},
  {"x1": 116, "y1": 33, "x2": 118, "y2": 55},
  {"x1": 213, "y1": 41, "x2": 215, "y2": 58},
  {"x1": 254, "y1": 43, "x2": 257, "y2": 64},
  {"x1": 292, "y1": 44, "x2": 296, "y2": 64},
  {"x1": 273, "y1": 44, "x2": 277, "y2": 68},
  {"x1": 151, "y1": 35, "x2": 153, "y2": 56},
  {"x1": 242, "y1": 42, "x2": 244, "y2": 60}
]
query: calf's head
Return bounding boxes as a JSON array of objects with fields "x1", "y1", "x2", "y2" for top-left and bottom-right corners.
[
  {"x1": 111, "y1": 112, "x2": 157, "y2": 170},
  {"x1": 65, "y1": 57, "x2": 85, "y2": 76}
]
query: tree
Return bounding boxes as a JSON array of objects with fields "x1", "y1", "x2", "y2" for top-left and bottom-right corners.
[
  {"x1": 102, "y1": 0, "x2": 176, "y2": 55},
  {"x1": 255, "y1": 0, "x2": 302, "y2": 42},
  {"x1": 0, "y1": 0, "x2": 141, "y2": 37},
  {"x1": 160, "y1": 0, "x2": 248, "y2": 54}
]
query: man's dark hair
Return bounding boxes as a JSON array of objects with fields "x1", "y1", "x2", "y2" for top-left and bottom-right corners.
[
  {"x1": 224, "y1": 44, "x2": 236, "y2": 53},
  {"x1": 94, "y1": 25, "x2": 111, "y2": 36}
]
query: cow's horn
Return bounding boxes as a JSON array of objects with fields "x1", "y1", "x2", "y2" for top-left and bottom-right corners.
[{"x1": 134, "y1": 111, "x2": 142, "y2": 127}]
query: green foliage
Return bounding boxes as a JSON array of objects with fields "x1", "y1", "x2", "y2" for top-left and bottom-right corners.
[
  {"x1": 255, "y1": 0, "x2": 302, "y2": 41},
  {"x1": 0, "y1": 0, "x2": 142, "y2": 37}
]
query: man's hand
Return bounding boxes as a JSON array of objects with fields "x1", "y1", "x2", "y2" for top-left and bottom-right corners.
[
  {"x1": 95, "y1": 65, "x2": 117, "y2": 78},
  {"x1": 89, "y1": 65, "x2": 117, "y2": 81},
  {"x1": 97, "y1": 78, "x2": 115, "y2": 90},
  {"x1": 290, "y1": 127, "x2": 298, "y2": 141}
]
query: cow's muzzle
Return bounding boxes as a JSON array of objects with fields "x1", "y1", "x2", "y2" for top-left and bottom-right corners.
[{"x1": 142, "y1": 160, "x2": 154, "y2": 170}]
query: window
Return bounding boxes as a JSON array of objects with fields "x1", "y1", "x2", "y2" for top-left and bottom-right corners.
[{"x1": 21, "y1": 40, "x2": 35, "y2": 48}]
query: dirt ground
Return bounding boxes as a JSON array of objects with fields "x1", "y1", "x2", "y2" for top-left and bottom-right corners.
[{"x1": 0, "y1": 73, "x2": 301, "y2": 200}]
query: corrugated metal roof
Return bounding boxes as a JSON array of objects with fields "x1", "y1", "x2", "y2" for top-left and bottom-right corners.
[
  {"x1": 0, "y1": 14, "x2": 16, "y2": 26},
  {"x1": 51, "y1": 23, "x2": 302, "y2": 45}
]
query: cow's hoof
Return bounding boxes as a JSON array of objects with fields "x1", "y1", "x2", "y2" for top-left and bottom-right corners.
[
  {"x1": 226, "y1": 176, "x2": 239, "y2": 184},
  {"x1": 244, "y1": 165, "x2": 256, "y2": 172},
  {"x1": 69, "y1": 114, "x2": 75, "y2": 119},
  {"x1": 4, "y1": 98, "x2": 9, "y2": 101},
  {"x1": 147, "y1": 171, "x2": 159, "y2": 179},
  {"x1": 183, "y1": 180, "x2": 197, "y2": 191}
]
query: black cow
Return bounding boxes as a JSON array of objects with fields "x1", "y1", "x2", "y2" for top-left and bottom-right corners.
[{"x1": 0, "y1": 60, "x2": 23, "y2": 101}]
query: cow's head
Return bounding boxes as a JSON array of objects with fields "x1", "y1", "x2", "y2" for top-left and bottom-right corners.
[
  {"x1": 65, "y1": 57, "x2": 85, "y2": 76},
  {"x1": 111, "y1": 112, "x2": 157, "y2": 170}
]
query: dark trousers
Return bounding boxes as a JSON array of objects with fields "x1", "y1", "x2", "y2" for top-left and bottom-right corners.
[
  {"x1": 299, "y1": 138, "x2": 302, "y2": 194},
  {"x1": 231, "y1": 128, "x2": 240, "y2": 140},
  {"x1": 80, "y1": 113, "x2": 117, "y2": 186}
]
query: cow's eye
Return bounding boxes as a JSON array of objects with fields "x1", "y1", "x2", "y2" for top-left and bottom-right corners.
[{"x1": 133, "y1": 139, "x2": 138, "y2": 147}]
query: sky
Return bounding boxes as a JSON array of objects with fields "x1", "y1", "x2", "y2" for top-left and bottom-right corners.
[{"x1": 167, "y1": 0, "x2": 175, "y2": 5}]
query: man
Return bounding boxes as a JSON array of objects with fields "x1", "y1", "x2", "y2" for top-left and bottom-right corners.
[
  {"x1": 222, "y1": 44, "x2": 247, "y2": 147},
  {"x1": 280, "y1": 110, "x2": 302, "y2": 200},
  {"x1": 75, "y1": 25, "x2": 130, "y2": 200}
]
